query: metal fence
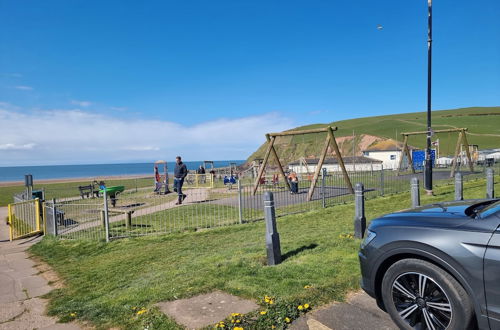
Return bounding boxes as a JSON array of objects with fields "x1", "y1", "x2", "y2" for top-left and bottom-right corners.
[
  {"x1": 34, "y1": 162, "x2": 499, "y2": 242},
  {"x1": 8, "y1": 198, "x2": 41, "y2": 241}
]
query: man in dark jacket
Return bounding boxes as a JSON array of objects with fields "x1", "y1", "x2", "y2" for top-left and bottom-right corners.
[{"x1": 174, "y1": 156, "x2": 188, "y2": 204}]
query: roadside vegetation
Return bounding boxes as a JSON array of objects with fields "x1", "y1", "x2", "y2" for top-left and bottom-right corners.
[{"x1": 29, "y1": 176, "x2": 499, "y2": 329}]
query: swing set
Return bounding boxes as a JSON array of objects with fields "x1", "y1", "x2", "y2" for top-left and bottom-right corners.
[
  {"x1": 397, "y1": 128, "x2": 474, "y2": 177},
  {"x1": 253, "y1": 126, "x2": 353, "y2": 201}
]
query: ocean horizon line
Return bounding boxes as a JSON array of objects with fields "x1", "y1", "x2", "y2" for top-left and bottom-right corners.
[{"x1": 0, "y1": 160, "x2": 246, "y2": 182}]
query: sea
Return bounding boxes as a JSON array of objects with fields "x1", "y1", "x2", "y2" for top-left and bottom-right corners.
[{"x1": 0, "y1": 161, "x2": 246, "y2": 182}]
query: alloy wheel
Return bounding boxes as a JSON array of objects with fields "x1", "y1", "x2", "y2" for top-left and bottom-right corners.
[{"x1": 391, "y1": 272, "x2": 453, "y2": 330}]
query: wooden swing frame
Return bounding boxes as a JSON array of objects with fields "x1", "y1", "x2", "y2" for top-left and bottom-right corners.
[
  {"x1": 397, "y1": 128, "x2": 474, "y2": 178},
  {"x1": 252, "y1": 126, "x2": 354, "y2": 201}
]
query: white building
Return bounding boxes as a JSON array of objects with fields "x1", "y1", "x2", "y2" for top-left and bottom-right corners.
[
  {"x1": 288, "y1": 156, "x2": 383, "y2": 174},
  {"x1": 362, "y1": 139, "x2": 412, "y2": 170}
]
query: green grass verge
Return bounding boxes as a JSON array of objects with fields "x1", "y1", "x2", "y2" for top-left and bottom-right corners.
[
  {"x1": 29, "y1": 178, "x2": 498, "y2": 329},
  {"x1": 0, "y1": 177, "x2": 154, "y2": 207}
]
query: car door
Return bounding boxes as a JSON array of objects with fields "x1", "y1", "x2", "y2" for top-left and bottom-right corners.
[{"x1": 484, "y1": 215, "x2": 500, "y2": 328}]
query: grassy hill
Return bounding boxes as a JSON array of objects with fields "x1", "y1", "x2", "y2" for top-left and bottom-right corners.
[{"x1": 247, "y1": 106, "x2": 500, "y2": 165}]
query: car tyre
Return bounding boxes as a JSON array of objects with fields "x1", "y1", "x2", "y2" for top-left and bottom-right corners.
[{"x1": 381, "y1": 258, "x2": 473, "y2": 330}]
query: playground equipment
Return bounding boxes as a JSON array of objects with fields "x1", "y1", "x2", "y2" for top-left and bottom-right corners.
[
  {"x1": 99, "y1": 185, "x2": 124, "y2": 207},
  {"x1": 253, "y1": 126, "x2": 353, "y2": 201},
  {"x1": 154, "y1": 160, "x2": 171, "y2": 194},
  {"x1": 223, "y1": 175, "x2": 237, "y2": 189},
  {"x1": 397, "y1": 128, "x2": 474, "y2": 177},
  {"x1": 203, "y1": 161, "x2": 214, "y2": 173}
]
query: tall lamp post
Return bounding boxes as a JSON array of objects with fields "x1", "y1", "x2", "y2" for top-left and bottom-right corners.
[{"x1": 424, "y1": 0, "x2": 433, "y2": 194}]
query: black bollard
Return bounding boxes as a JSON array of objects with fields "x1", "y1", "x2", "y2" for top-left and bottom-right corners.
[
  {"x1": 264, "y1": 192, "x2": 281, "y2": 265},
  {"x1": 354, "y1": 183, "x2": 366, "y2": 239}
]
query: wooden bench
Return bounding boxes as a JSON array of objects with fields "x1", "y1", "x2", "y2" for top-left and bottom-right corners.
[{"x1": 78, "y1": 184, "x2": 99, "y2": 199}]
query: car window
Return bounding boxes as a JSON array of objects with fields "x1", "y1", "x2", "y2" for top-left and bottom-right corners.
[{"x1": 479, "y1": 200, "x2": 500, "y2": 219}]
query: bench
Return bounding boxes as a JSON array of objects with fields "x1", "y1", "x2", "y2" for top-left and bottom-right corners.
[{"x1": 78, "y1": 184, "x2": 99, "y2": 199}]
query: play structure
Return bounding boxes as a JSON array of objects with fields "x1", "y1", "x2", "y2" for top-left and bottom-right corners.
[
  {"x1": 397, "y1": 128, "x2": 474, "y2": 177},
  {"x1": 154, "y1": 160, "x2": 171, "y2": 194},
  {"x1": 253, "y1": 126, "x2": 353, "y2": 201},
  {"x1": 98, "y1": 184, "x2": 124, "y2": 207}
]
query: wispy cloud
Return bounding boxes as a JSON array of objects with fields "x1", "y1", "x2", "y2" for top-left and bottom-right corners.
[
  {"x1": 70, "y1": 100, "x2": 93, "y2": 107},
  {"x1": 0, "y1": 105, "x2": 295, "y2": 165},
  {"x1": 14, "y1": 85, "x2": 33, "y2": 91},
  {"x1": 0, "y1": 143, "x2": 36, "y2": 150}
]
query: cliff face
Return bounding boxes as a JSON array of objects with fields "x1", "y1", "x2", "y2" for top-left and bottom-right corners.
[
  {"x1": 245, "y1": 106, "x2": 500, "y2": 166},
  {"x1": 247, "y1": 134, "x2": 384, "y2": 166}
]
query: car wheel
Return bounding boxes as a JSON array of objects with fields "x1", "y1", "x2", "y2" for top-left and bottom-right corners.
[{"x1": 381, "y1": 258, "x2": 473, "y2": 330}]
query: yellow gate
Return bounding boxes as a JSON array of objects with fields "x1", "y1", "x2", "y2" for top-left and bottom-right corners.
[{"x1": 8, "y1": 198, "x2": 42, "y2": 241}]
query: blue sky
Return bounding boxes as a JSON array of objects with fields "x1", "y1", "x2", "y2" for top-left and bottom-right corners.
[{"x1": 0, "y1": 0, "x2": 499, "y2": 165}]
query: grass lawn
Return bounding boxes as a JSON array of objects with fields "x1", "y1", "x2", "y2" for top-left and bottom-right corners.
[
  {"x1": 0, "y1": 177, "x2": 154, "y2": 207},
  {"x1": 29, "y1": 177, "x2": 498, "y2": 329}
]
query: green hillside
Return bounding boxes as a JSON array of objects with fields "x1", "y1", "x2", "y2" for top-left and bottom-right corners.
[{"x1": 247, "y1": 106, "x2": 500, "y2": 164}]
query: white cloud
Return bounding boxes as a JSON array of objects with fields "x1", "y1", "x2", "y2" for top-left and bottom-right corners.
[
  {"x1": 70, "y1": 100, "x2": 93, "y2": 107},
  {"x1": 14, "y1": 85, "x2": 33, "y2": 91},
  {"x1": 0, "y1": 106, "x2": 295, "y2": 165},
  {"x1": 0, "y1": 143, "x2": 36, "y2": 150}
]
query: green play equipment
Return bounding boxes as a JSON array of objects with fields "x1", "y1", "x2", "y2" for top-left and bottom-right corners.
[{"x1": 99, "y1": 185, "x2": 125, "y2": 207}]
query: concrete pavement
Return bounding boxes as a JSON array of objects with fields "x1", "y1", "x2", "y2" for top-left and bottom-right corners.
[
  {"x1": 0, "y1": 206, "x2": 81, "y2": 330},
  {"x1": 290, "y1": 291, "x2": 398, "y2": 330}
]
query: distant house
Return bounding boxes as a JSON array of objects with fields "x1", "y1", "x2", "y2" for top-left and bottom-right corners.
[
  {"x1": 288, "y1": 156, "x2": 383, "y2": 174},
  {"x1": 362, "y1": 139, "x2": 413, "y2": 170}
]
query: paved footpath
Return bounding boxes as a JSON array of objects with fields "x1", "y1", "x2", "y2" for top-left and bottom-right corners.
[
  {"x1": 290, "y1": 291, "x2": 398, "y2": 330},
  {"x1": 0, "y1": 207, "x2": 81, "y2": 330}
]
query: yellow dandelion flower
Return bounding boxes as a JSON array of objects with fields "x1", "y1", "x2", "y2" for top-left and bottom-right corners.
[
  {"x1": 234, "y1": 327, "x2": 244, "y2": 330},
  {"x1": 136, "y1": 309, "x2": 147, "y2": 315},
  {"x1": 260, "y1": 310, "x2": 267, "y2": 315},
  {"x1": 304, "y1": 285, "x2": 311, "y2": 289},
  {"x1": 285, "y1": 317, "x2": 291, "y2": 323},
  {"x1": 69, "y1": 312, "x2": 76, "y2": 317},
  {"x1": 236, "y1": 319, "x2": 241, "y2": 323},
  {"x1": 272, "y1": 326, "x2": 276, "y2": 329},
  {"x1": 304, "y1": 303, "x2": 310, "y2": 309},
  {"x1": 298, "y1": 305, "x2": 304, "y2": 310},
  {"x1": 268, "y1": 300, "x2": 274, "y2": 305}
]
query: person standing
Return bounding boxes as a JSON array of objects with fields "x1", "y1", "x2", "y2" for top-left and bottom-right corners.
[
  {"x1": 174, "y1": 156, "x2": 188, "y2": 205},
  {"x1": 288, "y1": 171, "x2": 299, "y2": 194}
]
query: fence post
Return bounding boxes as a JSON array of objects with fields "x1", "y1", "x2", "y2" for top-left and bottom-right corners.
[
  {"x1": 486, "y1": 168, "x2": 495, "y2": 199},
  {"x1": 126, "y1": 211, "x2": 132, "y2": 229},
  {"x1": 51, "y1": 198, "x2": 58, "y2": 236},
  {"x1": 8, "y1": 204, "x2": 13, "y2": 241},
  {"x1": 455, "y1": 172, "x2": 463, "y2": 201},
  {"x1": 264, "y1": 192, "x2": 281, "y2": 266},
  {"x1": 237, "y1": 180, "x2": 243, "y2": 224},
  {"x1": 411, "y1": 177, "x2": 420, "y2": 208},
  {"x1": 103, "y1": 189, "x2": 110, "y2": 242},
  {"x1": 322, "y1": 168, "x2": 327, "y2": 208},
  {"x1": 354, "y1": 183, "x2": 366, "y2": 239},
  {"x1": 380, "y1": 165, "x2": 384, "y2": 196}
]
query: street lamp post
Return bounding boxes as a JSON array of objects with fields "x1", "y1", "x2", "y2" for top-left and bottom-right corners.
[{"x1": 424, "y1": 0, "x2": 433, "y2": 194}]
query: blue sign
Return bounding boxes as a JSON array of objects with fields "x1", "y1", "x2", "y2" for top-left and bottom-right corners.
[{"x1": 412, "y1": 150, "x2": 435, "y2": 170}]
